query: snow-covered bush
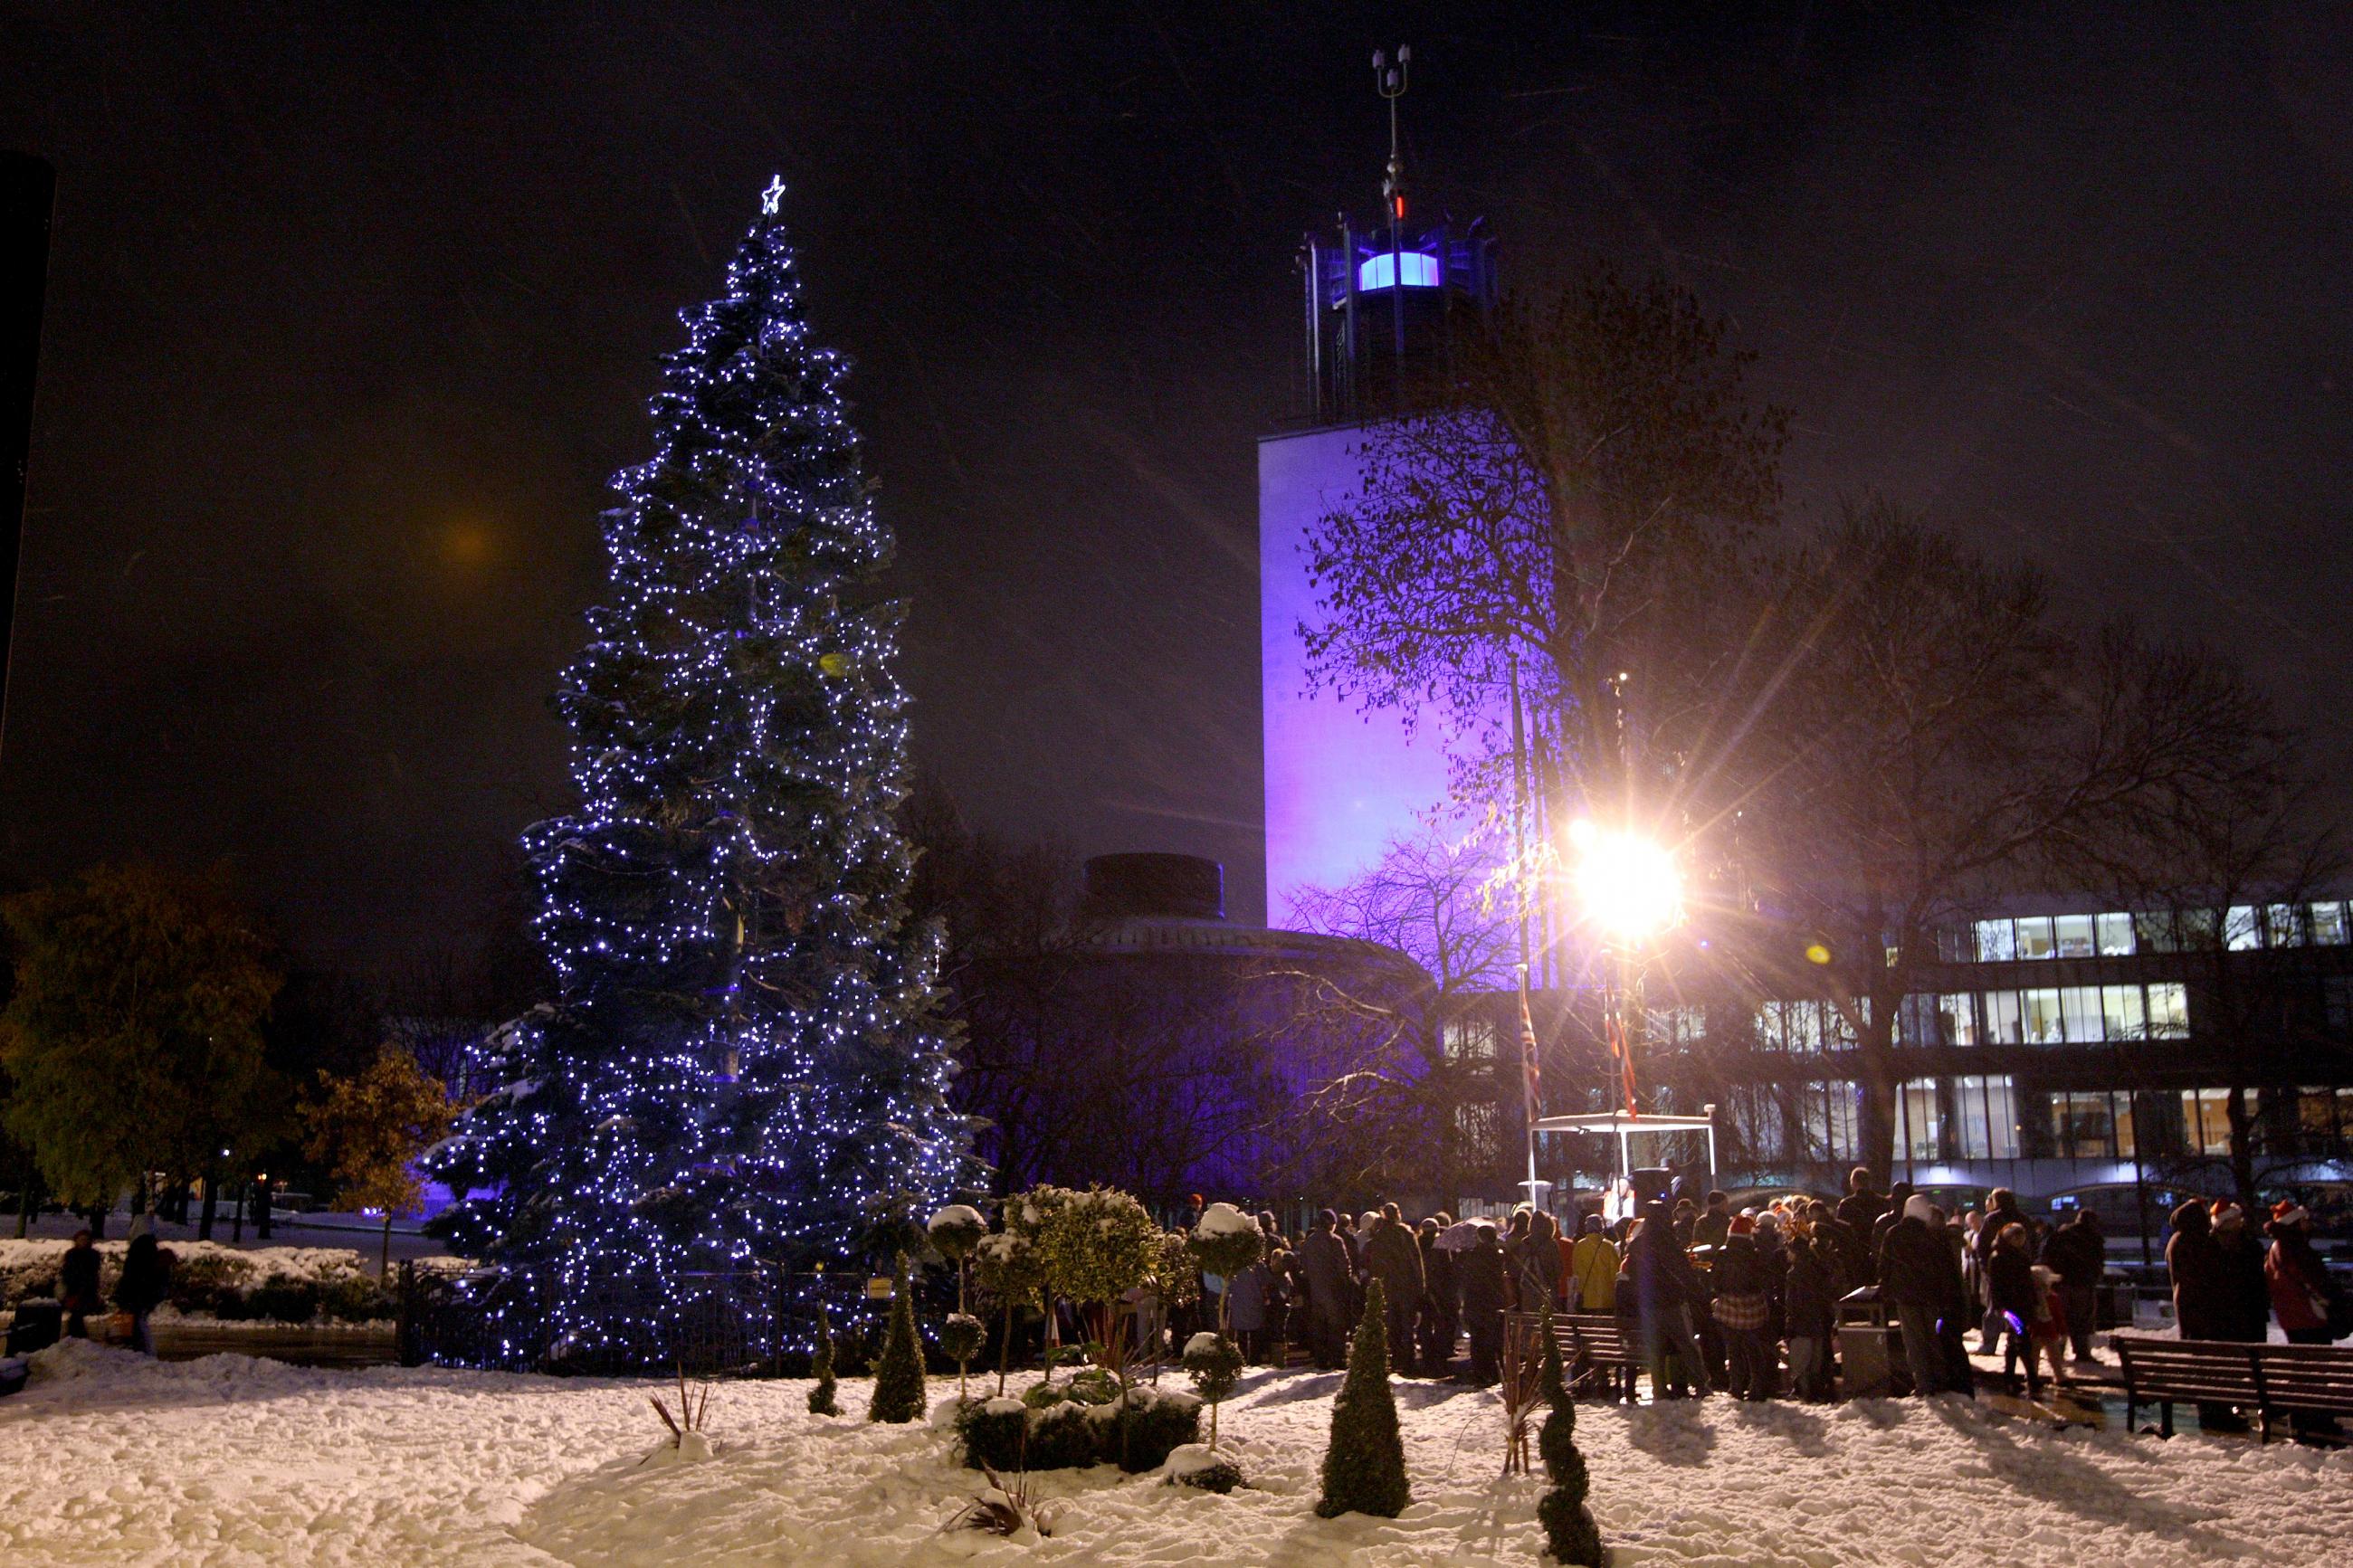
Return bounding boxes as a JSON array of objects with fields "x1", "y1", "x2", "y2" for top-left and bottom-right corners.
[
  {"x1": 926, "y1": 1204, "x2": 987, "y2": 1262},
  {"x1": 1187, "y1": 1202, "x2": 1264, "y2": 1285},
  {"x1": 1165, "y1": 1442, "x2": 1246, "y2": 1494},
  {"x1": 954, "y1": 1380, "x2": 1200, "y2": 1474}
]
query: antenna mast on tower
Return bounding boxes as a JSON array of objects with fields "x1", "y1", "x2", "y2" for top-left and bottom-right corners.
[{"x1": 1374, "y1": 45, "x2": 1412, "y2": 361}]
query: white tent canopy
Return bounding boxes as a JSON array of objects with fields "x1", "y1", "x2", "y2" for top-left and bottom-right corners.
[{"x1": 1526, "y1": 1109, "x2": 1718, "y2": 1220}]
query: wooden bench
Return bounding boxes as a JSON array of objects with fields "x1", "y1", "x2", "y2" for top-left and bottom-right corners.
[
  {"x1": 2112, "y1": 1333, "x2": 2353, "y2": 1443},
  {"x1": 1508, "y1": 1310, "x2": 1643, "y2": 1402}
]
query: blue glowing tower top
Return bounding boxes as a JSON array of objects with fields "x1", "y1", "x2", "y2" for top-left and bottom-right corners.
[{"x1": 1300, "y1": 46, "x2": 1500, "y2": 425}]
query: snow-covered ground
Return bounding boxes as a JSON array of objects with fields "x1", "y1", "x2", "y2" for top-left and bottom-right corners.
[{"x1": 5, "y1": 1341, "x2": 2350, "y2": 1566}]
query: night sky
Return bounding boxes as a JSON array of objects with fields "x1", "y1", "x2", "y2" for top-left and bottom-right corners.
[{"x1": 1, "y1": 3, "x2": 2348, "y2": 975}]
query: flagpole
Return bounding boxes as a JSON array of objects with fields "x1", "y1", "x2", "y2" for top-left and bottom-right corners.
[{"x1": 1509, "y1": 655, "x2": 1544, "y2": 1207}]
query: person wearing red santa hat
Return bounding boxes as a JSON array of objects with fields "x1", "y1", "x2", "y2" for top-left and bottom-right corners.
[{"x1": 2265, "y1": 1202, "x2": 2348, "y2": 1439}]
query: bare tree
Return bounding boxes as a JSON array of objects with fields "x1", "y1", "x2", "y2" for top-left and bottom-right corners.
[
  {"x1": 1263, "y1": 824, "x2": 1519, "y2": 1198},
  {"x1": 1300, "y1": 267, "x2": 1787, "y2": 832},
  {"x1": 2090, "y1": 691, "x2": 2348, "y2": 1209},
  {"x1": 1722, "y1": 499, "x2": 2282, "y2": 1174}
]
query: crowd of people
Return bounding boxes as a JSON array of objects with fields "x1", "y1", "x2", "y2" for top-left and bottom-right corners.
[{"x1": 1186, "y1": 1169, "x2": 2349, "y2": 1415}]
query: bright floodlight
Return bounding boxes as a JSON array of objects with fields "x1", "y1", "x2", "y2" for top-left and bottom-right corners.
[{"x1": 1568, "y1": 819, "x2": 1683, "y2": 942}]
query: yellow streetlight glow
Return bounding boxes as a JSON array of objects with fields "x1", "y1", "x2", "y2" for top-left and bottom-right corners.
[{"x1": 1567, "y1": 818, "x2": 1683, "y2": 942}]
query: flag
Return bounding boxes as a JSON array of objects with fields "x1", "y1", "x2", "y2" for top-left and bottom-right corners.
[{"x1": 1517, "y1": 986, "x2": 1546, "y2": 1119}]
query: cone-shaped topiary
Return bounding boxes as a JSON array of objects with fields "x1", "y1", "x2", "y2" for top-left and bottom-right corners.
[
  {"x1": 1182, "y1": 1329, "x2": 1244, "y2": 1449},
  {"x1": 868, "y1": 1252, "x2": 927, "y2": 1423},
  {"x1": 1534, "y1": 1298, "x2": 1603, "y2": 1565},
  {"x1": 1315, "y1": 1278, "x2": 1409, "y2": 1519},
  {"x1": 807, "y1": 1301, "x2": 841, "y2": 1415}
]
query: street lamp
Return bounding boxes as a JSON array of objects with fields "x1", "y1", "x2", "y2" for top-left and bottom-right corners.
[{"x1": 1567, "y1": 818, "x2": 1682, "y2": 942}]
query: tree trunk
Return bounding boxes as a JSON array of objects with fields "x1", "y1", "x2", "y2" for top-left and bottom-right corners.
[
  {"x1": 1855, "y1": 1039, "x2": 1899, "y2": 1188},
  {"x1": 198, "y1": 1175, "x2": 219, "y2": 1240},
  {"x1": 381, "y1": 1213, "x2": 395, "y2": 1277},
  {"x1": 13, "y1": 1155, "x2": 33, "y2": 1239},
  {"x1": 256, "y1": 1180, "x2": 272, "y2": 1240}
]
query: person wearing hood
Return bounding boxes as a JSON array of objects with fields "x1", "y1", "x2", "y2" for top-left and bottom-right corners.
[
  {"x1": 1974, "y1": 1187, "x2": 2030, "y2": 1349},
  {"x1": 2167, "y1": 1198, "x2": 2246, "y2": 1432},
  {"x1": 1458, "y1": 1222, "x2": 1508, "y2": 1384},
  {"x1": 2166, "y1": 1199, "x2": 2232, "y2": 1340},
  {"x1": 1298, "y1": 1209, "x2": 1356, "y2": 1370},
  {"x1": 2264, "y1": 1203, "x2": 2347, "y2": 1439},
  {"x1": 2209, "y1": 1201, "x2": 2272, "y2": 1343},
  {"x1": 1877, "y1": 1193, "x2": 1969, "y2": 1398},
  {"x1": 1627, "y1": 1202, "x2": 1713, "y2": 1397},
  {"x1": 1364, "y1": 1202, "x2": 1427, "y2": 1370},
  {"x1": 1691, "y1": 1191, "x2": 1734, "y2": 1252}
]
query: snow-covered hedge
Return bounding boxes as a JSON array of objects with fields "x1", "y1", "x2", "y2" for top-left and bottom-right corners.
[
  {"x1": 955, "y1": 1381, "x2": 1201, "y2": 1474},
  {"x1": 0, "y1": 1240, "x2": 393, "y2": 1323}
]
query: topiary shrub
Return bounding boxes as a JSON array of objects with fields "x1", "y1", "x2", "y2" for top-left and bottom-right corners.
[
  {"x1": 1534, "y1": 1299, "x2": 1604, "y2": 1564},
  {"x1": 940, "y1": 1312, "x2": 985, "y2": 1396},
  {"x1": 1183, "y1": 1330, "x2": 1243, "y2": 1449},
  {"x1": 807, "y1": 1303, "x2": 841, "y2": 1416},
  {"x1": 1112, "y1": 1384, "x2": 1203, "y2": 1472},
  {"x1": 973, "y1": 1223, "x2": 1045, "y2": 1395},
  {"x1": 1025, "y1": 1398, "x2": 1101, "y2": 1470},
  {"x1": 867, "y1": 1252, "x2": 926, "y2": 1423},
  {"x1": 1186, "y1": 1203, "x2": 1264, "y2": 1334},
  {"x1": 317, "y1": 1273, "x2": 395, "y2": 1323},
  {"x1": 1315, "y1": 1278, "x2": 1409, "y2": 1519},
  {"x1": 1166, "y1": 1443, "x2": 1247, "y2": 1493},
  {"x1": 954, "y1": 1396, "x2": 1031, "y2": 1471}
]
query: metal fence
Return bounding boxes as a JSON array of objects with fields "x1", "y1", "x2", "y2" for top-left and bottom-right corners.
[{"x1": 395, "y1": 1261, "x2": 898, "y2": 1377}]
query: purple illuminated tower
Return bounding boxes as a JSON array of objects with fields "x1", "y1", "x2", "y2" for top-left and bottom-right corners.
[{"x1": 1259, "y1": 54, "x2": 1500, "y2": 921}]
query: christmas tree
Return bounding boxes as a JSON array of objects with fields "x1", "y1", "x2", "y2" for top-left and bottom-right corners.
[{"x1": 425, "y1": 176, "x2": 967, "y2": 1361}]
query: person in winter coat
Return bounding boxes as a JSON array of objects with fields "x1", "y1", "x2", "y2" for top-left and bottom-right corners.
[
  {"x1": 1878, "y1": 1193, "x2": 1968, "y2": 1398},
  {"x1": 1298, "y1": 1210, "x2": 1356, "y2": 1370},
  {"x1": 2037, "y1": 1210, "x2": 2106, "y2": 1364},
  {"x1": 1783, "y1": 1221, "x2": 1839, "y2": 1401},
  {"x1": 1836, "y1": 1168, "x2": 1888, "y2": 1251},
  {"x1": 2209, "y1": 1202, "x2": 2272, "y2": 1343},
  {"x1": 1416, "y1": 1217, "x2": 1459, "y2": 1376},
  {"x1": 1567, "y1": 1214, "x2": 1620, "y2": 1313},
  {"x1": 1974, "y1": 1189, "x2": 2030, "y2": 1348},
  {"x1": 58, "y1": 1229, "x2": 102, "y2": 1339},
  {"x1": 2165, "y1": 1199, "x2": 2231, "y2": 1339},
  {"x1": 1627, "y1": 1202, "x2": 1713, "y2": 1397},
  {"x1": 1691, "y1": 1191, "x2": 1733, "y2": 1252},
  {"x1": 1458, "y1": 1223, "x2": 1508, "y2": 1384},
  {"x1": 1870, "y1": 1182, "x2": 1916, "y2": 1280},
  {"x1": 113, "y1": 1232, "x2": 172, "y2": 1355},
  {"x1": 1986, "y1": 1221, "x2": 2064, "y2": 1398},
  {"x1": 2265, "y1": 1202, "x2": 2348, "y2": 1438},
  {"x1": 1710, "y1": 1227, "x2": 1776, "y2": 1399},
  {"x1": 1225, "y1": 1254, "x2": 1275, "y2": 1364},
  {"x1": 2266, "y1": 1202, "x2": 2347, "y2": 1344},
  {"x1": 1363, "y1": 1203, "x2": 1427, "y2": 1370}
]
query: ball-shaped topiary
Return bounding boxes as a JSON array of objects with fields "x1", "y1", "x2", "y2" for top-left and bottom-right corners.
[
  {"x1": 1187, "y1": 1202, "x2": 1265, "y2": 1280},
  {"x1": 867, "y1": 1252, "x2": 927, "y2": 1424},
  {"x1": 1315, "y1": 1278, "x2": 1409, "y2": 1520},
  {"x1": 926, "y1": 1203, "x2": 988, "y2": 1263},
  {"x1": 1035, "y1": 1187, "x2": 1162, "y2": 1314}
]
